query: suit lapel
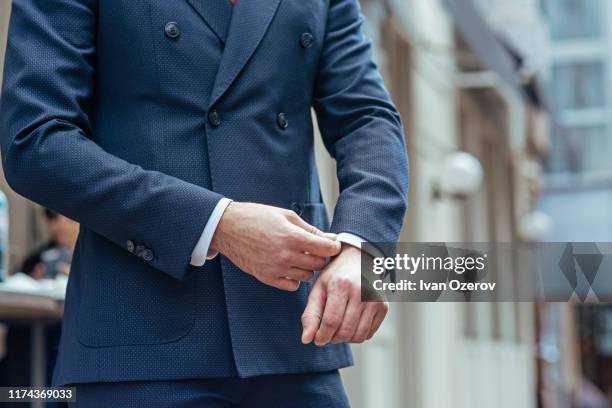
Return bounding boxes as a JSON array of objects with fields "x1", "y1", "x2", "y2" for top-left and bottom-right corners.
[
  {"x1": 186, "y1": 0, "x2": 233, "y2": 43},
  {"x1": 208, "y1": 0, "x2": 282, "y2": 109}
]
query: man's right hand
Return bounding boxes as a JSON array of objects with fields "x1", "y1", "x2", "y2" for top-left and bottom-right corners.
[{"x1": 210, "y1": 202, "x2": 341, "y2": 291}]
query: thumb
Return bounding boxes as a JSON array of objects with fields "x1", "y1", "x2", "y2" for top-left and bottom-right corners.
[{"x1": 301, "y1": 283, "x2": 326, "y2": 344}]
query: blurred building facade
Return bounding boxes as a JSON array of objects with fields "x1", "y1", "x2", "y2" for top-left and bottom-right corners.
[
  {"x1": 314, "y1": 0, "x2": 550, "y2": 407},
  {"x1": 540, "y1": 0, "x2": 612, "y2": 405},
  {"x1": 478, "y1": 1, "x2": 612, "y2": 407},
  {"x1": 537, "y1": 0, "x2": 612, "y2": 243}
]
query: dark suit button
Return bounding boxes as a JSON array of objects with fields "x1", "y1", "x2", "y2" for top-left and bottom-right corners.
[
  {"x1": 165, "y1": 22, "x2": 180, "y2": 39},
  {"x1": 291, "y1": 202, "x2": 303, "y2": 216},
  {"x1": 142, "y1": 249, "x2": 155, "y2": 262},
  {"x1": 300, "y1": 32, "x2": 313, "y2": 48},
  {"x1": 126, "y1": 240, "x2": 135, "y2": 253},
  {"x1": 134, "y1": 245, "x2": 145, "y2": 257},
  {"x1": 277, "y1": 113, "x2": 288, "y2": 129},
  {"x1": 208, "y1": 109, "x2": 221, "y2": 127}
]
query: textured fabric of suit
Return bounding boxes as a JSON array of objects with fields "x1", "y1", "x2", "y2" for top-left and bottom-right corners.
[
  {"x1": 73, "y1": 370, "x2": 349, "y2": 408},
  {"x1": 0, "y1": 0, "x2": 409, "y2": 385}
]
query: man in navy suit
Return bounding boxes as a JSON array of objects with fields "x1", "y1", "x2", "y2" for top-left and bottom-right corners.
[{"x1": 0, "y1": 0, "x2": 408, "y2": 406}]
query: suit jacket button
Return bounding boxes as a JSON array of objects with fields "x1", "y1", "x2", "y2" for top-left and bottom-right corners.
[
  {"x1": 277, "y1": 113, "x2": 289, "y2": 129},
  {"x1": 165, "y1": 22, "x2": 180, "y2": 39},
  {"x1": 142, "y1": 249, "x2": 155, "y2": 262},
  {"x1": 208, "y1": 109, "x2": 221, "y2": 127},
  {"x1": 300, "y1": 32, "x2": 314, "y2": 48},
  {"x1": 126, "y1": 240, "x2": 135, "y2": 253},
  {"x1": 291, "y1": 202, "x2": 303, "y2": 216},
  {"x1": 134, "y1": 245, "x2": 145, "y2": 257}
]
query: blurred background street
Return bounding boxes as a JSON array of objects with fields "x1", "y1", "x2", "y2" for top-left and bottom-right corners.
[{"x1": 1, "y1": 0, "x2": 611, "y2": 407}]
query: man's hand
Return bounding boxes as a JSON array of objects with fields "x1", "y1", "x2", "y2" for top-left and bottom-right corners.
[
  {"x1": 301, "y1": 245, "x2": 388, "y2": 345},
  {"x1": 210, "y1": 202, "x2": 341, "y2": 291}
]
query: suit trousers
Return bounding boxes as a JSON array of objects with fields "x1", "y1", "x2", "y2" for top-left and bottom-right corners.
[{"x1": 72, "y1": 370, "x2": 350, "y2": 408}]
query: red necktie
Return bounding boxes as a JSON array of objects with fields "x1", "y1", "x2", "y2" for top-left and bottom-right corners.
[{"x1": 230, "y1": 0, "x2": 236, "y2": 4}]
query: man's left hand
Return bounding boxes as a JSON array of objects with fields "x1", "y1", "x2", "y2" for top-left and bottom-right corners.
[{"x1": 301, "y1": 245, "x2": 388, "y2": 346}]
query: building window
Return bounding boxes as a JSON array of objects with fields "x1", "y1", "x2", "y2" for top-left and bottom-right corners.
[
  {"x1": 552, "y1": 62, "x2": 605, "y2": 110},
  {"x1": 547, "y1": 125, "x2": 611, "y2": 174},
  {"x1": 545, "y1": 0, "x2": 603, "y2": 40}
]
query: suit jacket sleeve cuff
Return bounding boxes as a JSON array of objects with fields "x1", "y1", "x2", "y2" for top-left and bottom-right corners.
[
  {"x1": 190, "y1": 198, "x2": 233, "y2": 267},
  {"x1": 337, "y1": 232, "x2": 384, "y2": 260}
]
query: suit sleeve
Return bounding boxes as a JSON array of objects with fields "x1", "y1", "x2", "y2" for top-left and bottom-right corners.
[
  {"x1": 0, "y1": 0, "x2": 223, "y2": 281},
  {"x1": 313, "y1": 0, "x2": 409, "y2": 248}
]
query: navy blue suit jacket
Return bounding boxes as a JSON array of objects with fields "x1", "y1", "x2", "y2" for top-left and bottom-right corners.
[{"x1": 0, "y1": 0, "x2": 408, "y2": 385}]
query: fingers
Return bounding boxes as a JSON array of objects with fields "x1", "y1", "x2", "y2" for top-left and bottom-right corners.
[
  {"x1": 301, "y1": 283, "x2": 326, "y2": 344},
  {"x1": 351, "y1": 303, "x2": 376, "y2": 343},
  {"x1": 288, "y1": 212, "x2": 326, "y2": 237},
  {"x1": 314, "y1": 285, "x2": 350, "y2": 346},
  {"x1": 286, "y1": 213, "x2": 341, "y2": 257},
  {"x1": 285, "y1": 268, "x2": 315, "y2": 282},
  {"x1": 292, "y1": 253, "x2": 327, "y2": 271},
  {"x1": 292, "y1": 228, "x2": 341, "y2": 257},
  {"x1": 324, "y1": 232, "x2": 338, "y2": 241},
  {"x1": 260, "y1": 275, "x2": 301, "y2": 292},
  {"x1": 331, "y1": 295, "x2": 363, "y2": 344},
  {"x1": 367, "y1": 304, "x2": 388, "y2": 340},
  {"x1": 273, "y1": 277, "x2": 301, "y2": 292}
]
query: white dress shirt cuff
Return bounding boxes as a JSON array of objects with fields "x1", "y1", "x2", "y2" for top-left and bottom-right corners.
[
  {"x1": 190, "y1": 197, "x2": 233, "y2": 267},
  {"x1": 336, "y1": 232, "x2": 384, "y2": 259}
]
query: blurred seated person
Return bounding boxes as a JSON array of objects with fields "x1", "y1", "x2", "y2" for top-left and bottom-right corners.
[
  {"x1": 21, "y1": 208, "x2": 78, "y2": 280},
  {"x1": 0, "y1": 208, "x2": 77, "y2": 401}
]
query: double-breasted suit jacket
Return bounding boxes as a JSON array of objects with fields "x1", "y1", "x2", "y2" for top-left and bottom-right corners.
[{"x1": 0, "y1": 0, "x2": 408, "y2": 385}]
